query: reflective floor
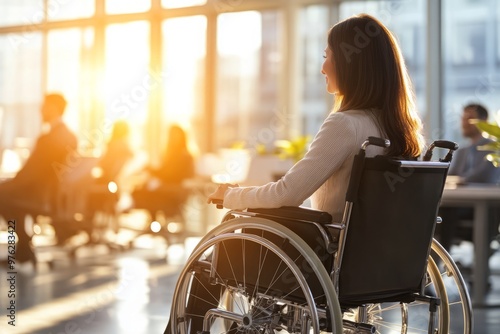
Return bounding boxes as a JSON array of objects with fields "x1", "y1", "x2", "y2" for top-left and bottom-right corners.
[{"x1": 1, "y1": 227, "x2": 500, "y2": 333}]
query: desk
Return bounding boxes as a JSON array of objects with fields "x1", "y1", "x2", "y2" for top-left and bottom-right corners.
[{"x1": 441, "y1": 184, "x2": 500, "y2": 306}]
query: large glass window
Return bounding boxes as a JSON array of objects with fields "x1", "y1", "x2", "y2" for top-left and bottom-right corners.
[
  {"x1": 47, "y1": 28, "x2": 94, "y2": 136},
  {"x1": 497, "y1": 3, "x2": 500, "y2": 64},
  {"x1": 0, "y1": 0, "x2": 43, "y2": 27},
  {"x1": 47, "y1": 0, "x2": 95, "y2": 21},
  {"x1": 299, "y1": 5, "x2": 332, "y2": 137},
  {"x1": 104, "y1": 21, "x2": 150, "y2": 151},
  {"x1": 215, "y1": 10, "x2": 283, "y2": 150},
  {"x1": 162, "y1": 0, "x2": 206, "y2": 9},
  {"x1": 106, "y1": 0, "x2": 151, "y2": 14},
  {"x1": 0, "y1": 33, "x2": 43, "y2": 150},
  {"x1": 451, "y1": 22, "x2": 487, "y2": 67},
  {"x1": 1, "y1": 0, "x2": 499, "y2": 164},
  {"x1": 442, "y1": 0, "x2": 500, "y2": 144},
  {"x1": 162, "y1": 16, "x2": 207, "y2": 151}
]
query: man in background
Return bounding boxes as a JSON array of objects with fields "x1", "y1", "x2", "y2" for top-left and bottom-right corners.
[
  {"x1": 436, "y1": 103, "x2": 500, "y2": 252},
  {"x1": 0, "y1": 93, "x2": 78, "y2": 265},
  {"x1": 449, "y1": 104, "x2": 500, "y2": 183}
]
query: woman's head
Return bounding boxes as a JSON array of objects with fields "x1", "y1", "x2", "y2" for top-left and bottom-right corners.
[
  {"x1": 324, "y1": 14, "x2": 423, "y2": 157},
  {"x1": 110, "y1": 120, "x2": 130, "y2": 140},
  {"x1": 167, "y1": 125, "x2": 188, "y2": 152}
]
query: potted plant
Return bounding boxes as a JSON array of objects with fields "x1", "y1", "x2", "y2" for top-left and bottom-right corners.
[
  {"x1": 274, "y1": 135, "x2": 311, "y2": 163},
  {"x1": 247, "y1": 135, "x2": 311, "y2": 184},
  {"x1": 472, "y1": 119, "x2": 500, "y2": 167}
]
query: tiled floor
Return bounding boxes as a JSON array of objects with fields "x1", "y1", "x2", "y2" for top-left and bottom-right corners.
[{"x1": 1, "y1": 228, "x2": 500, "y2": 333}]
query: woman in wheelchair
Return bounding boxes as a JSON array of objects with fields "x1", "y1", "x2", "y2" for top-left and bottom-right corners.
[
  {"x1": 166, "y1": 14, "x2": 471, "y2": 334},
  {"x1": 208, "y1": 13, "x2": 424, "y2": 220}
]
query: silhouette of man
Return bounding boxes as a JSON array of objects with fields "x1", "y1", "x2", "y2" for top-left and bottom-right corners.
[{"x1": 0, "y1": 93, "x2": 77, "y2": 264}]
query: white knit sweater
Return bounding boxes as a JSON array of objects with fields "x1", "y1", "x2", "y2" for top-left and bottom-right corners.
[{"x1": 224, "y1": 109, "x2": 385, "y2": 221}]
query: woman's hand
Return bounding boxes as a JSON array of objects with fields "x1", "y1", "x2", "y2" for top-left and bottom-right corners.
[{"x1": 207, "y1": 183, "x2": 239, "y2": 205}]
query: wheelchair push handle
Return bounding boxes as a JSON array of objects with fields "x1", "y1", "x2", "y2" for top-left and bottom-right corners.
[
  {"x1": 432, "y1": 140, "x2": 459, "y2": 151},
  {"x1": 361, "y1": 137, "x2": 391, "y2": 150},
  {"x1": 423, "y1": 140, "x2": 459, "y2": 162}
]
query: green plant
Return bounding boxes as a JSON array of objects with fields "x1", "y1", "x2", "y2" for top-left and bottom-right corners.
[
  {"x1": 274, "y1": 135, "x2": 311, "y2": 163},
  {"x1": 472, "y1": 120, "x2": 500, "y2": 167}
]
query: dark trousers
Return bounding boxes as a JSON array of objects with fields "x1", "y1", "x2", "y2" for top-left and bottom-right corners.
[
  {"x1": 0, "y1": 182, "x2": 37, "y2": 262},
  {"x1": 436, "y1": 206, "x2": 500, "y2": 251}
]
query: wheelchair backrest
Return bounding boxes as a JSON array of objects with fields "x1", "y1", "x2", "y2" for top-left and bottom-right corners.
[{"x1": 336, "y1": 155, "x2": 449, "y2": 305}]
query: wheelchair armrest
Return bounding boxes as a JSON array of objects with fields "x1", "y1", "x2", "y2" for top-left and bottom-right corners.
[{"x1": 247, "y1": 206, "x2": 332, "y2": 224}]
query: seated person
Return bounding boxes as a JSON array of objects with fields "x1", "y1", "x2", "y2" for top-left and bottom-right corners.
[
  {"x1": 0, "y1": 93, "x2": 78, "y2": 264},
  {"x1": 85, "y1": 120, "x2": 134, "y2": 232},
  {"x1": 436, "y1": 103, "x2": 500, "y2": 251},
  {"x1": 94, "y1": 120, "x2": 134, "y2": 184},
  {"x1": 132, "y1": 125, "x2": 194, "y2": 218}
]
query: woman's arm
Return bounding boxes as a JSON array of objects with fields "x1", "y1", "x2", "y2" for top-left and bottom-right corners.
[{"x1": 217, "y1": 112, "x2": 358, "y2": 210}]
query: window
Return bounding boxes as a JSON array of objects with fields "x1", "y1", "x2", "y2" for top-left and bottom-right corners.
[
  {"x1": 162, "y1": 0, "x2": 206, "y2": 9},
  {"x1": 47, "y1": 0, "x2": 94, "y2": 21},
  {"x1": 215, "y1": 10, "x2": 283, "y2": 150},
  {"x1": 162, "y1": 16, "x2": 207, "y2": 150},
  {"x1": 0, "y1": 33, "x2": 42, "y2": 148},
  {"x1": 497, "y1": 4, "x2": 500, "y2": 64},
  {"x1": 299, "y1": 5, "x2": 332, "y2": 137},
  {"x1": 0, "y1": 0, "x2": 43, "y2": 27},
  {"x1": 47, "y1": 28, "x2": 94, "y2": 136},
  {"x1": 442, "y1": 0, "x2": 499, "y2": 143},
  {"x1": 1, "y1": 0, "x2": 499, "y2": 164},
  {"x1": 451, "y1": 22, "x2": 487, "y2": 67},
  {"x1": 106, "y1": 0, "x2": 151, "y2": 14},
  {"x1": 104, "y1": 21, "x2": 150, "y2": 151}
]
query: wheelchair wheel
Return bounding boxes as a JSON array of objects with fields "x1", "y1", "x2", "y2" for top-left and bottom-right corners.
[
  {"x1": 169, "y1": 217, "x2": 342, "y2": 334},
  {"x1": 342, "y1": 239, "x2": 472, "y2": 334},
  {"x1": 429, "y1": 239, "x2": 473, "y2": 334}
]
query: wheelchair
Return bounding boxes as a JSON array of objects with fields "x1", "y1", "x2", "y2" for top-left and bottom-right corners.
[{"x1": 168, "y1": 137, "x2": 473, "y2": 334}]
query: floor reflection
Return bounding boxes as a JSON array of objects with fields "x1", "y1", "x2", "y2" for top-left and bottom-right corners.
[
  {"x1": 0, "y1": 232, "x2": 184, "y2": 334},
  {"x1": 0, "y1": 234, "x2": 499, "y2": 333}
]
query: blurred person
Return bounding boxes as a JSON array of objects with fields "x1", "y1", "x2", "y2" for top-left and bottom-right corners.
[
  {"x1": 436, "y1": 103, "x2": 500, "y2": 252},
  {"x1": 0, "y1": 93, "x2": 77, "y2": 265},
  {"x1": 84, "y1": 120, "x2": 134, "y2": 233},
  {"x1": 95, "y1": 120, "x2": 134, "y2": 184},
  {"x1": 132, "y1": 125, "x2": 195, "y2": 220},
  {"x1": 164, "y1": 14, "x2": 425, "y2": 333},
  {"x1": 144, "y1": 124, "x2": 194, "y2": 185}
]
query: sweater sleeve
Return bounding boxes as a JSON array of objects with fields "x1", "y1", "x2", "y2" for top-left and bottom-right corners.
[{"x1": 223, "y1": 112, "x2": 358, "y2": 210}]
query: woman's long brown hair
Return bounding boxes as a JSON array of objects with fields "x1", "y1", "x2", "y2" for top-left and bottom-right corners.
[{"x1": 328, "y1": 14, "x2": 424, "y2": 158}]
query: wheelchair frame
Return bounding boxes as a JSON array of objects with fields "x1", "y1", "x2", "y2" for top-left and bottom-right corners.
[{"x1": 168, "y1": 137, "x2": 473, "y2": 334}]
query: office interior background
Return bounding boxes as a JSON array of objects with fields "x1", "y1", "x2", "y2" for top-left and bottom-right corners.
[
  {"x1": 0, "y1": 0, "x2": 499, "y2": 170},
  {"x1": 1, "y1": 1, "x2": 500, "y2": 333}
]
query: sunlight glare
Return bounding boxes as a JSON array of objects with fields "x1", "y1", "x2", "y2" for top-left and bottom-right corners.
[
  {"x1": 108, "y1": 181, "x2": 118, "y2": 193},
  {"x1": 162, "y1": 16, "x2": 206, "y2": 127},
  {"x1": 162, "y1": 0, "x2": 206, "y2": 9},
  {"x1": 104, "y1": 21, "x2": 150, "y2": 123},
  {"x1": 218, "y1": 11, "x2": 262, "y2": 56},
  {"x1": 150, "y1": 221, "x2": 162, "y2": 233},
  {"x1": 106, "y1": 0, "x2": 151, "y2": 14}
]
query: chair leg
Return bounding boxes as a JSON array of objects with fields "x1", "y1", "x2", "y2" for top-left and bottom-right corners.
[
  {"x1": 428, "y1": 297, "x2": 440, "y2": 334},
  {"x1": 415, "y1": 294, "x2": 440, "y2": 334}
]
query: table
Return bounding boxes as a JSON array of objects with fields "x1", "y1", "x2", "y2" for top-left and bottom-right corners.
[{"x1": 440, "y1": 183, "x2": 500, "y2": 307}]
